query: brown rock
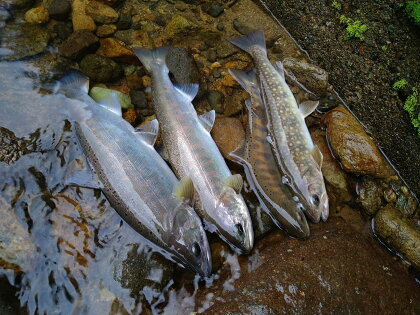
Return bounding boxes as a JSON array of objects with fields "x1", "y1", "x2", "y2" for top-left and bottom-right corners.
[
  {"x1": 196, "y1": 217, "x2": 420, "y2": 314},
  {"x1": 96, "y1": 24, "x2": 117, "y2": 37},
  {"x1": 123, "y1": 108, "x2": 139, "y2": 125},
  {"x1": 211, "y1": 117, "x2": 245, "y2": 161},
  {"x1": 322, "y1": 105, "x2": 395, "y2": 179},
  {"x1": 282, "y1": 57, "x2": 329, "y2": 96},
  {"x1": 374, "y1": 204, "x2": 420, "y2": 272},
  {"x1": 126, "y1": 73, "x2": 143, "y2": 90},
  {"x1": 271, "y1": 32, "x2": 304, "y2": 59},
  {"x1": 95, "y1": 0, "x2": 121, "y2": 7},
  {"x1": 59, "y1": 30, "x2": 99, "y2": 60},
  {"x1": 311, "y1": 129, "x2": 351, "y2": 202},
  {"x1": 357, "y1": 177, "x2": 384, "y2": 216},
  {"x1": 71, "y1": 0, "x2": 96, "y2": 31},
  {"x1": 85, "y1": 0, "x2": 118, "y2": 24},
  {"x1": 24, "y1": 6, "x2": 49, "y2": 24},
  {"x1": 96, "y1": 38, "x2": 139, "y2": 64}
]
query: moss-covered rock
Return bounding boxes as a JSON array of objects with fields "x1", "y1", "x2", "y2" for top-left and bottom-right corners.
[{"x1": 79, "y1": 54, "x2": 122, "y2": 82}]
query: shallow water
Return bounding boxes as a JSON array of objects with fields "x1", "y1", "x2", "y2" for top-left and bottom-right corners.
[{"x1": 0, "y1": 0, "x2": 418, "y2": 314}]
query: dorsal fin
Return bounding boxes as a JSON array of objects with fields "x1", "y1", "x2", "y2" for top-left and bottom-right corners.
[
  {"x1": 223, "y1": 174, "x2": 243, "y2": 193},
  {"x1": 198, "y1": 110, "x2": 215, "y2": 132},
  {"x1": 97, "y1": 92, "x2": 122, "y2": 116},
  {"x1": 274, "y1": 61, "x2": 285, "y2": 79},
  {"x1": 56, "y1": 70, "x2": 89, "y2": 95},
  {"x1": 312, "y1": 145, "x2": 323, "y2": 167},
  {"x1": 299, "y1": 100, "x2": 319, "y2": 118},
  {"x1": 174, "y1": 83, "x2": 199, "y2": 102},
  {"x1": 135, "y1": 119, "x2": 159, "y2": 146},
  {"x1": 173, "y1": 177, "x2": 194, "y2": 203}
]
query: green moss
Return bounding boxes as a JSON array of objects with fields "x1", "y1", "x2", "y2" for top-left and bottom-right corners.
[
  {"x1": 331, "y1": 1, "x2": 341, "y2": 10},
  {"x1": 403, "y1": 87, "x2": 420, "y2": 135},
  {"x1": 339, "y1": 15, "x2": 368, "y2": 40},
  {"x1": 393, "y1": 79, "x2": 408, "y2": 89},
  {"x1": 406, "y1": 1, "x2": 420, "y2": 25}
]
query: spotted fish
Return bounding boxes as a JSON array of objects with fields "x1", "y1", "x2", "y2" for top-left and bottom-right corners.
[
  {"x1": 55, "y1": 71, "x2": 212, "y2": 277},
  {"x1": 228, "y1": 68, "x2": 309, "y2": 238},
  {"x1": 133, "y1": 47, "x2": 254, "y2": 253},
  {"x1": 230, "y1": 30, "x2": 328, "y2": 223}
]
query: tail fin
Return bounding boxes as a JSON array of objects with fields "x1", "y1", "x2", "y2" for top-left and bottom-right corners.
[
  {"x1": 229, "y1": 30, "x2": 266, "y2": 54},
  {"x1": 132, "y1": 46, "x2": 170, "y2": 72},
  {"x1": 228, "y1": 68, "x2": 259, "y2": 96}
]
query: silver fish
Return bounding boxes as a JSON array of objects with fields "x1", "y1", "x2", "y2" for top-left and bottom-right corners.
[
  {"x1": 230, "y1": 30, "x2": 329, "y2": 223},
  {"x1": 133, "y1": 47, "x2": 254, "y2": 253},
  {"x1": 228, "y1": 68, "x2": 310, "y2": 238},
  {"x1": 56, "y1": 71, "x2": 212, "y2": 277}
]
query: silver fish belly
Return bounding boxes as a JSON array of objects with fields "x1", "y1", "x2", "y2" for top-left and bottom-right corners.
[
  {"x1": 133, "y1": 47, "x2": 254, "y2": 253},
  {"x1": 230, "y1": 30, "x2": 329, "y2": 223}
]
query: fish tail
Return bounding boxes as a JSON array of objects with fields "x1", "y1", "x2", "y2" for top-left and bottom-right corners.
[
  {"x1": 132, "y1": 46, "x2": 170, "y2": 72},
  {"x1": 228, "y1": 68, "x2": 260, "y2": 97},
  {"x1": 229, "y1": 30, "x2": 266, "y2": 54}
]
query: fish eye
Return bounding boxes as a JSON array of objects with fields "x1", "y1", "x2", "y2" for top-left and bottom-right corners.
[
  {"x1": 235, "y1": 223, "x2": 244, "y2": 237},
  {"x1": 298, "y1": 203, "x2": 305, "y2": 212},
  {"x1": 192, "y1": 242, "x2": 201, "y2": 258},
  {"x1": 311, "y1": 194, "x2": 320, "y2": 206}
]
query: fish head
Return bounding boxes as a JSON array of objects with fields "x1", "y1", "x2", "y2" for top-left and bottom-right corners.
[
  {"x1": 214, "y1": 187, "x2": 254, "y2": 254},
  {"x1": 306, "y1": 168, "x2": 329, "y2": 223},
  {"x1": 167, "y1": 202, "x2": 212, "y2": 277}
]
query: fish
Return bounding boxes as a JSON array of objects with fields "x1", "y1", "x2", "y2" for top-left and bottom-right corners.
[
  {"x1": 54, "y1": 71, "x2": 212, "y2": 277},
  {"x1": 230, "y1": 30, "x2": 329, "y2": 223},
  {"x1": 228, "y1": 68, "x2": 310, "y2": 238},
  {"x1": 133, "y1": 47, "x2": 254, "y2": 254}
]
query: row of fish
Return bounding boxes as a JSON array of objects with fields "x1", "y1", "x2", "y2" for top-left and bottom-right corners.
[{"x1": 52, "y1": 30, "x2": 328, "y2": 277}]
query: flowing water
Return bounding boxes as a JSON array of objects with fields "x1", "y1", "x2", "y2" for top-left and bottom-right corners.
[{"x1": 0, "y1": 0, "x2": 419, "y2": 314}]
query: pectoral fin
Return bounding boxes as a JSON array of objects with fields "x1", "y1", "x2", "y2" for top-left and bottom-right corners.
[
  {"x1": 299, "y1": 100, "x2": 319, "y2": 118},
  {"x1": 97, "y1": 92, "x2": 122, "y2": 116},
  {"x1": 198, "y1": 110, "x2": 215, "y2": 132},
  {"x1": 223, "y1": 174, "x2": 243, "y2": 193},
  {"x1": 312, "y1": 145, "x2": 323, "y2": 167},
  {"x1": 229, "y1": 141, "x2": 247, "y2": 164},
  {"x1": 174, "y1": 83, "x2": 199, "y2": 102},
  {"x1": 173, "y1": 177, "x2": 194, "y2": 203},
  {"x1": 135, "y1": 119, "x2": 159, "y2": 146},
  {"x1": 64, "y1": 158, "x2": 103, "y2": 189}
]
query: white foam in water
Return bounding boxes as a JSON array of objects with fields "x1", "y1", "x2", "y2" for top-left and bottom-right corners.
[
  {"x1": 255, "y1": 206, "x2": 265, "y2": 231},
  {"x1": 222, "y1": 254, "x2": 241, "y2": 292},
  {"x1": 247, "y1": 249, "x2": 263, "y2": 272}
]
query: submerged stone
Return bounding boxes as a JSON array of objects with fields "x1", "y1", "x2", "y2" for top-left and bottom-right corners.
[
  {"x1": 166, "y1": 47, "x2": 200, "y2": 85},
  {"x1": 79, "y1": 54, "x2": 122, "y2": 82},
  {"x1": 24, "y1": 6, "x2": 49, "y2": 24},
  {"x1": 211, "y1": 117, "x2": 245, "y2": 162},
  {"x1": 59, "y1": 30, "x2": 99, "y2": 60},
  {"x1": 357, "y1": 177, "x2": 384, "y2": 216},
  {"x1": 46, "y1": 0, "x2": 71, "y2": 21},
  {"x1": 86, "y1": 0, "x2": 119, "y2": 24}
]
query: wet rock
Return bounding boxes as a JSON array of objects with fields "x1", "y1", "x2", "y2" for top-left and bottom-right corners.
[
  {"x1": 79, "y1": 54, "x2": 122, "y2": 82},
  {"x1": 122, "y1": 108, "x2": 139, "y2": 125},
  {"x1": 311, "y1": 129, "x2": 351, "y2": 202},
  {"x1": 59, "y1": 30, "x2": 99, "y2": 60},
  {"x1": 89, "y1": 86, "x2": 132, "y2": 109},
  {"x1": 357, "y1": 177, "x2": 384, "y2": 216},
  {"x1": 216, "y1": 41, "x2": 237, "y2": 59},
  {"x1": 3, "y1": 0, "x2": 33, "y2": 9},
  {"x1": 166, "y1": 47, "x2": 200, "y2": 85},
  {"x1": 95, "y1": 0, "x2": 121, "y2": 6},
  {"x1": 126, "y1": 73, "x2": 143, "y2": 89},
  {"x1": 271, "y1": 33, "x2": 304, "y2": 59},
  {"x1": 130, "y1": 90, "x2": 147, "y2": 109},
  {"x1": 86, "y1": 0, "x2": 118, "y2": 24},
  {"x1": 395, "y1": 194, "x2": 418, "y2": 217},
  {"x1": 46, "y1": 0, "x2": 70, "y2": 21},
  {"x1": 383, "y1": 188, "x2": 397, "y2": 203},
  {"x1": 202, "y1": 4, "x2": 224, "y2": 18},
  {"x1": 24, "y1": 6, "x2": 49, "y2": 24},
  {"x1": 96, "y1": 24, "x2": 116, "y2": 37},
  {"x1": 207, "y1": 90, "x2": 225, "y2": 114},
  {"x1": 233, "y1": 18, "x2": 254, "y2": 35},
  {"x1": 71, "y1": 0, "x2": 96, "y2": 31},
  {"x1": 161, "y1": 14, "x2": 200, "y2": 41},
  {"x1": 282, "y1": 57, "x2": 329, "y2": 96},
  {"x1": 211, "y1": 117, "x2": 245, "y2": 162},
  {"x1": 116, "y1": 12, "x2": 131, "y2": 30},
  {"x1": 0, "y1": 24, "x2": 49, "y2": 61},
  {"x1": 322, "y1": 106, "x2": 395, "y2": 179},
  {"x1": 374, "y1": 204, "x2": 420, "y2": 272},
  {"x1": 0, "y1": 198, "x2": 36, "y2": 273},
  {"x1": 223, "y1": 91, "x2": 245, "y2": 116},
  {"x1": 0, "y1": 8, "x2": 11, "y2": 25},
  {"x1": 96, "y1": 37, "x2": 139, "y2": 64},
  {"x1": 197, "y1": 217, "x2": 420, "y2": 314}
]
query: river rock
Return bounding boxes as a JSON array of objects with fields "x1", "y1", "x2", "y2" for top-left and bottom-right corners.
[
  {"x1": 272, "y1": 32, "x2": 304, "y2": 59},
  {"x1": 46, "y1": 0, "x2": 71, "y2": 21},
  {"x1": 322, "y1": 105, "x2": 395, "y2": 179},
  {"x1": 211, "y1": 117, "x2": 245, "y2": 162},
  {"x1": 86, "y1": 0, "x2": 118, "y2": 24},
  {"x1": 96, "y1": 37, "x2": 139, "y2": 64},
  {"x1": 130, "y1": 90, "x2": 147, "y2": 109},
  {"x1": 282, "y1": 57, "x2": 329, "y2": 96},
  {"x1": 166, "y1": 47, "x2": 200, "y2": 85},
  {"x1": 59, "y1": 30, "x2": 99, "y2": 60},
  {"x1": 71, "y1": 0, "x2": 96, "y2": 32},
  {"x1": 90, "y1": 86, "x2": 132, "y2": 110},
  {"x1": 79, "y1": 54, "x2": 122, "y2": 82},
  {"x1": 95, "y1": 0, "x2": 121, "y2": 6},
  {"x1": 3, "y1": 0, "x2": 33, "y2": 9},
  {"x1": 161, "y1": 15, "x2": 200, "y2": 41},
  {"x1": 233, "y1": 18, "x2": 254, "y2": 35},
  {"x1": 311, "y1": 129, "x2": 351, "y2": 202},
  {"x1": 357, "y1": 177, "x2": 384, "y2": 216},
  {"x1": 0, "y1": 24, "x2": 49, "y2": 61},
  {"x1": 374, "y1": 204, "x2": 420, "y2": 273},
  {"x1": 24, "y1": 6, "x2": 49, "y2": 24},
  {"x1": 96, "y1": 24, "x2": 116, "y2": 37},
  {"x1": 116, "y1": 12, "x2": 132, "y2": 30},
  {"x1": 206, "y1": 90, "x2": 225, "y2": 114},
  {"x1": 197, "y1": 217, "x2": 420, "y2": 314}
]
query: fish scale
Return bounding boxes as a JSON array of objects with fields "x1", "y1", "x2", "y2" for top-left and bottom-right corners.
[{"x1": 230, "y1": 30, "x2": 329, "y2": 223}]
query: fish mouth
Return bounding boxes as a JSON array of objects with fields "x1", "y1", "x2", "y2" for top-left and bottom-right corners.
[
  {"x1": 305, "y1": 207, "x2": 321, "y2": 223},
  {"x1": 233, "y1": 220, "x2": 254, "y2": 254}
]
